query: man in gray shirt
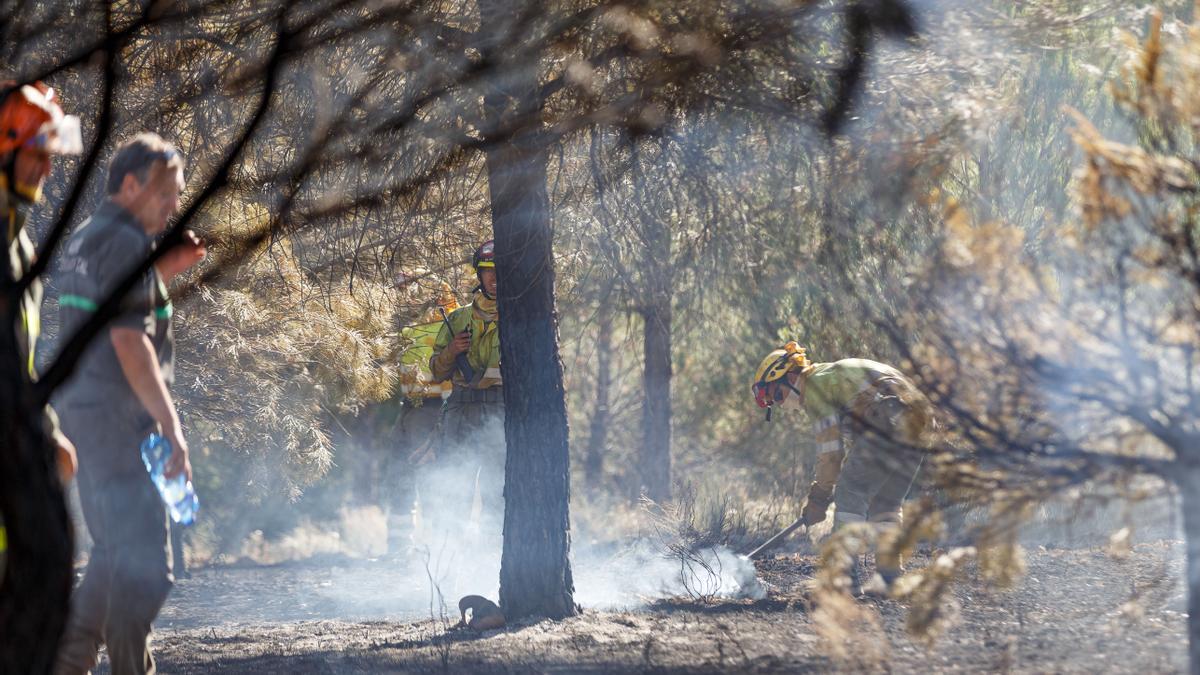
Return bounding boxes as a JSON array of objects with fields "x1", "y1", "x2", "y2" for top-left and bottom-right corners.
[{"x1": 54, "y1": 133, "x2": 205, "y2": 675}]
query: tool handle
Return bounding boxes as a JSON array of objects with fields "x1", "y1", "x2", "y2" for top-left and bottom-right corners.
[
  {"x1": 455, "y1": 353, "x2": 477, "y2": 384},
  {"x1": 748, "y1": 517, "x2": 807, "y2": 559},
  {"x1": 438, "y1": 307, "x2": 455, "y2": 333}
]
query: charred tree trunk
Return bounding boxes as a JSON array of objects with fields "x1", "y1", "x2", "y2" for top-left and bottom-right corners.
[
  {"x1": 482, "y1": 0, "x2": 576, "y2": 621},
  {"x1": 584, "y1": 297, "x2": 613, "y2": 485},
  {"x1": 637, "y1": 202, "x2": 673, "y2": 503},
  {"x1": 490, "y1": 136, "x2": 577, "y2": 619},
  {"x1": 0, "y1": 304, "x2": 73, "y2": 672},
  {"x1": 1181, "y1": 473, "x2": 1200, "y2": 675},
  {"x1": 640, "y1": 298, "x2": 672, "y2": 503}
]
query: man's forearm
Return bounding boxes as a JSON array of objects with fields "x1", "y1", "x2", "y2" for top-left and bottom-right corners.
[{"x1": 111, "y1": 327, "x2": 180, "y2": 433}]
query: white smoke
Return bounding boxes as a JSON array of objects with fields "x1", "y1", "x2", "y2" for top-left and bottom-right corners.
[
  {"x1": 573, "y1": 540, "x2": 765, "y2": 609},
  {"x1": 272, "y1": 408, "x2": 770, "y2": 621}
]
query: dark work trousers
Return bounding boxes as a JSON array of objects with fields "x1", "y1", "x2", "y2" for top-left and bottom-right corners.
[
  {"x1": 379, "y1": 397, "x2": 444, "y2": 552},
  {"x1": 834, "y1": 396, "x2": 925, "y2": 525},
  {"x1": 170, "y1": 521, "x2": 188, "y2": 577},
  {"x1": 418, "y1": 387, "x2": 505, "y2": 544},
  {"x1": 55, "y1": 407, "x2": 173, "y2": 675}
]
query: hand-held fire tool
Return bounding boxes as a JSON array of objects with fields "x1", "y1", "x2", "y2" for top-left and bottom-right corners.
[{"x1": 747, "y1": 516, "x2": 808, "y2": 559}]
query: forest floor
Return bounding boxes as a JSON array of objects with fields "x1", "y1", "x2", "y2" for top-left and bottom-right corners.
[{"x1": 95, "y1": 540, "x2": 1187, "y2": 674}]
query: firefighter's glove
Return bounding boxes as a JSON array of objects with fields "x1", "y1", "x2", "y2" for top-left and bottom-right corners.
[{"x1": 802, "y1": 482, "x2": 834, "y2": 525}]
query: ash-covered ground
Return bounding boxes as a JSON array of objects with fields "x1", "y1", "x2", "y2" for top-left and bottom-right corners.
[{"x1": 87, "y1": 540, "x2": 1190, "y2": 673}]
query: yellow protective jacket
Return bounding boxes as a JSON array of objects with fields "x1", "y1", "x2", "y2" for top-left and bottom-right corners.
[
  {"x1": 2, "y1": 180, "x2": 61, "y2": 440},
  {"x1": 397, "y1": 295, "x2": 459, "y2": 400},
  {"x1": 430, "y1": 291, "x2": 501, "y2": 389}
]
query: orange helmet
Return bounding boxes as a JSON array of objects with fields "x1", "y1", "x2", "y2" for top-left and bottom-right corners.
[{"x1": 0, "y1": 82, "x2": 82, "y2": 156}]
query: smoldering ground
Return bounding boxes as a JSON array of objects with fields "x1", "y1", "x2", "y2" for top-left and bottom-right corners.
[
  {"x1": 125, "y1": 389, "x2": 1191, "y2": 675},
  {"x1": 148, "y1": 538, "x2": 1190, "y2": 673},
  {"x1": 141, "y1": 413, "x2": 764, "y2": 633}
]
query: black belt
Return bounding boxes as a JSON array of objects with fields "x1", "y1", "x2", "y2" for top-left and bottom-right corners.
[
  {"x1": 451, "y1": 387, "x2": 503, "y2": 403},
  {"x1": 400, "y1": 397, "x2": 444, "y2": 409}
]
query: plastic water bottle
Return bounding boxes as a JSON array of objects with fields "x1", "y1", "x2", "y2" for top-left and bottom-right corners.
[{"x1": 140, "y1": 433, "x2": 199, "y2": 525}]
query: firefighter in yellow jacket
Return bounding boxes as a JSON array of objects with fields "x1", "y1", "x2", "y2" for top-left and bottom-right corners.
[
  {"x1": 427, "y1": 240, "x2": 503, "y2": 537},
  {"x1": 752, "y1": 342, "x2": 934, "y2": 587}
]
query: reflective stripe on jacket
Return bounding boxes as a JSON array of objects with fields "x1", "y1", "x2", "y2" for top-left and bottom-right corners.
[{"x1": 2, "y1": 181, "x2": 61, "y2": 440}]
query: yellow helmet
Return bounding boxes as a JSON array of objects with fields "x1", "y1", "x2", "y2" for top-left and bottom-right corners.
[{"x1": 751, "y1": 342, "x2": 809, "y2": 414}]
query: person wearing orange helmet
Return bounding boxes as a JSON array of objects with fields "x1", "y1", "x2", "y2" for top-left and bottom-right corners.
[
  {"x1": 752, "y1": 342, "x2": 934, "y2": 590},
  {"x1": 0, "y1": 81, "x2": 82, "y2": 612},
  {"x1": 0, "y1": 81, "x2": 83, "y2": 482}
]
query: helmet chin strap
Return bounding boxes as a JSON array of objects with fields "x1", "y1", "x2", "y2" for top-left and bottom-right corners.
[
  {"x1": 763, "y1": 378, "x2": 804, "y2": 422},
  {"x1": 474, "y1": 262, "x2": 497, "y2": 300}
]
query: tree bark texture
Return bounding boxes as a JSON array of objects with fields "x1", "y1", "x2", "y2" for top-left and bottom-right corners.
[
  {"x1": 482, "y1": 0, "x2": 576, "y2": 620},
  {"x1": 489, "y1": 137, "x2": 578, "y2": 618},
  {"x1": 0, "y1": 302, "x2": 74, "y2": 673}
]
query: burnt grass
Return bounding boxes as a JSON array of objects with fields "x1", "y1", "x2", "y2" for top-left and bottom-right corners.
[{"x1": 119, "y1": 541, "x2": 1186, "y2": 673}]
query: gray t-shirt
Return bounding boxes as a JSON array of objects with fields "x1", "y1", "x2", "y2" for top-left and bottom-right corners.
[{"x1": 56, "y1": 199, "x2": 174, "y2": 415}]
